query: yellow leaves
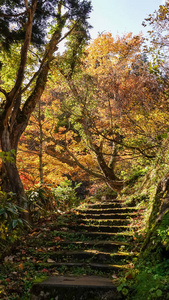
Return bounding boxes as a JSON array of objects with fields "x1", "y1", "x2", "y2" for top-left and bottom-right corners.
[
  {"x1": 55, "y1": 144, "x2": 63, "y2": 152},
  {"x1": 85, "y1": 32, "x2": 143, "y2": 76}
]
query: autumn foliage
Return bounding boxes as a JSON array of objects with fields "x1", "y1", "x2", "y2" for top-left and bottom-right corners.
[{"x1": 16, "y1": 29, "x2": 169, "y2": 192}]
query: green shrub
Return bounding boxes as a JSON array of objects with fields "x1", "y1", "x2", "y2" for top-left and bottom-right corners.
[
  {"x1": 0, "y1": 191, "x2": 27, "y2": 257},
  {"x1": 52, "y1": 180, "x2": 81, "y2": 211},
  {"x1": 93, "y1": 185, "x2": 117, "y2": 200},
  {"x1": 126, "y1": 167, "x2": 148, "y2": 186},
  {"x1": 27, "y1": 185, "x2": 55, "y2": 220}
]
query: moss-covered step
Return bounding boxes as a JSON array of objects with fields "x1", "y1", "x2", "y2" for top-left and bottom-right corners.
[
  {"x1": 29, "y1": 249, "x2": 136, "y2": 264},
  {"x1": 84, "y1": 201, "x2": 123, "y2": 209},
  {"x1": 70, "y1": 231, "x2": 135, "y2": 242},
  {"x1": 75, "y1": 218, "x2": 130, "y2": 226},
  {"x1": 31, "y1": 275, "x2": 123, "y2": 300},
  {"x1": 74, "y1": 212, "x2": 139, "y2": 220},
  {"x1": 76, "y1": 207, "x2": 140, "y2": 214},
  {"x1": 69, "y1": 224, "x2": 137, "y2": 233},
  {"x1": 26, "y1": 230, "x2": 135, "y2": 247},
  {"x1": 53, "y1": 230, "x2": 135, "y2": 242},
  {"x1": 56, "y1": 240, "x2": 132, "y2": 252},
  {"x1": 33, "y1": 261, "x2": 130, "y2": 275}
]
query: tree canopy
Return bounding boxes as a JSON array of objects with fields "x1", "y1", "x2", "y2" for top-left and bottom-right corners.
[{"x1": 0, "y1": 0, "x2": 92, "y2": 221}]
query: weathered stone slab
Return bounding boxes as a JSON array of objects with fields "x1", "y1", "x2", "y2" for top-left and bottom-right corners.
[{"x1": 31, "y1": 276, "x2": 122, "y2": 300}]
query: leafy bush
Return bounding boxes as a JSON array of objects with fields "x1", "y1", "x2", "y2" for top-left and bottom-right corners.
[
  {"x1": 52, "y1": 180, "x2": 81, "y2": 211},
  {"x1": 156, "y1": 213, "x2": 169, "y2": 251},
  {"x1": 27, "y1": 181, "x2": 82, "y2": 220},
  {"x1": 126, "y1": 167, "x2": 148, "y2": 186},
  {"x1": 93, "y1": 184, "x2": 117, "y2": 200},
  {"x1": 117, "y1": 257, "x2": 169, "y2": 300},
  {"x1": 0, "y1": 191, "x2": 27, "y2": 255},
  {"x1": 27, "y1": 185, "x2": 55, "y2": 220}
]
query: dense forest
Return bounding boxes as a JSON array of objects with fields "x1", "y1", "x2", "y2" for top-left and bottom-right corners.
[{"x1": 1, "y1": 1, "x2": 169, "y2": 299}]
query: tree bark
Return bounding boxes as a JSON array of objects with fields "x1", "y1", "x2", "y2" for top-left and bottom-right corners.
[
  {"x1": 1, "y1": 125, "x2": 30, "y2": 222},
  {"x1": 38, "y1": 101, "x2": 44, "y2": 184}
]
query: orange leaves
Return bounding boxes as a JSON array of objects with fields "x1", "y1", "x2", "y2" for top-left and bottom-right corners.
[
  {"x1": 18, "y1": 263, "x2": 24, "y2": 270},
  {"x1": 54, "y1": 236, "x2": 63, "y2": 242}
]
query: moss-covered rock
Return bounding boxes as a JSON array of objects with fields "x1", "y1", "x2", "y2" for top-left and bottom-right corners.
[{"x1": 141, "y1": 177, "x2": 169, "y2": 258}]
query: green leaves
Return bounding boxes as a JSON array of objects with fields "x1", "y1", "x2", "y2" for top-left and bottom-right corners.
[
  {"x1": 156, "y1": 132, "x2": 168, "y2": 141},
  {"x1": 0, "y1": 149, "x2": 16, "y2": 163},
  {"x1": 52, "y1": 180, "x2": 81, "y2": 211},
  {"x1": 0, "y1": 194, "x2": 27, "y2": 239}
]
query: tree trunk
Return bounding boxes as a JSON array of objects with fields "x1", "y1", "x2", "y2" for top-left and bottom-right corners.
[
  {"x1": 38, "y1": 101, "x2": 44, "y2": 184},
  {"x1": 1, "y1": 125, "x2": 30, "y2": 222},
  {"x1": 93, "y1": 143, "x2": 124, "y2": 192}
]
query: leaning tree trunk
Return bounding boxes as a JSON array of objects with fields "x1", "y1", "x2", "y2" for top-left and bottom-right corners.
[
  {"x1": 93, "y1": 142, "x2": 124, "y2": 192},
  {"x1": 38, "y1": 101, "x2": 44, "y2": 185}
]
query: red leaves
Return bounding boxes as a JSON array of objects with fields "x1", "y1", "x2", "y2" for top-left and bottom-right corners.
[
  {"x1": 54, "y1": 236, "x2": 63, "y2": 242},
  {"x1": 41, "y1": 268, "x2": 48, "y2": 273}
]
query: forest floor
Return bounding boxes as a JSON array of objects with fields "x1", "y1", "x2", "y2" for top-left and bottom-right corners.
[{"x1": 0, "y1": 199, "x2": 144, "y2": 300}]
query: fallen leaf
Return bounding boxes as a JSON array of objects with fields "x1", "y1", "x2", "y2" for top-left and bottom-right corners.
[
  {"x1": 47, "y1": 258, "x2": 55, "y2": 263},
  {"x1": 54, "y1": 236, "x2": 62, "y2": 242},
  {"x1": 4, "y1": 256, "x2": 14, "y2": 262},
  {"x1": 18, "y1": 263, "x2": 24, "y2": 270},
  {"x1": 32, "y1": 258, "x2": 36, "y2": 262},
  {"x1": 52, "y1": 271, "x2": 59, "y2": 275},
  {"x1": 61, "y1": 227, "x2": 68, "y2": 231},
  {"x1": 41, "y1": 268, "x2": 48, "y2": 273}
]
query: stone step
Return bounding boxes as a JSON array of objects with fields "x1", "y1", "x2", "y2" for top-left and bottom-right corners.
[
  {"x1": 76, "y1": 218, "x2": 130, "y2": 226},
  {"x1": 76, "y1": 212, "x2": 138, "y2": 220},
  {"x1": 86, "y1": 202, "x2": 124, "y2": 209},
  {"x1": 69, "y1": 224, "x2": 136, "y2": 233},
  {"x1": 31, "y1": 275, "x2": 123, "y2": 300},
  {"x1": 34, "y1": 261, "x2": 129, "y2": 274},
  {"x1": 57, "y1": 240, "x2": 131, "y2": 252},
  {"x1": 73, "y1": 231, "x2": 134, "y2": 242},
  {"x1": 33, "y1": 249, "x2": 135, "y2": 264},
  {"x1": 27, "y1": 230, "x2": 134, "y2": 246},
  {"x1": 77, "y1": 207, "x2": 140, "y2": 214}
]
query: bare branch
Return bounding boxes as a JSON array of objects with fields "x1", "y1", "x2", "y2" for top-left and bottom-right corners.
[
  {"x1": 63, "y1": 143, "x2": 108, "y2": 181},
  {"x1": 58, "y1": 20, "x2": 79, "y2": 44},
  {"x1": 0, "y1": 11, "x2": 27, "y2": 18},
  {"x1": 21, "y1": 68, "x2": 41, "y2": 94}
]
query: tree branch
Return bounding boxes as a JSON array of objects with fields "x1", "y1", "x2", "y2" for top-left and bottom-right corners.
[
  {"x1": 0, "y1": 86, "x2": 7, "y2": 97},
  {"x1": 22, "y1": 7, "x2": 68, "y2": 121},
  {"x1": 0, "y1": 11, "x2": 27, "y2": 18},
  {"x1": 2, "y1": 0, "x2": 38, "y2": 126},
  {"x1": 63, "y1": 143, "x2": 109, "y2": 181},
  {"x1": 58, "y1": 20, "x2": 80, "y2": 44}
]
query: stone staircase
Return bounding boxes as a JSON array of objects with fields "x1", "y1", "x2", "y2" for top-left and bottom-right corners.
[{"x1": 31, "y1": 200, "x2": 142, "y2": 300}]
